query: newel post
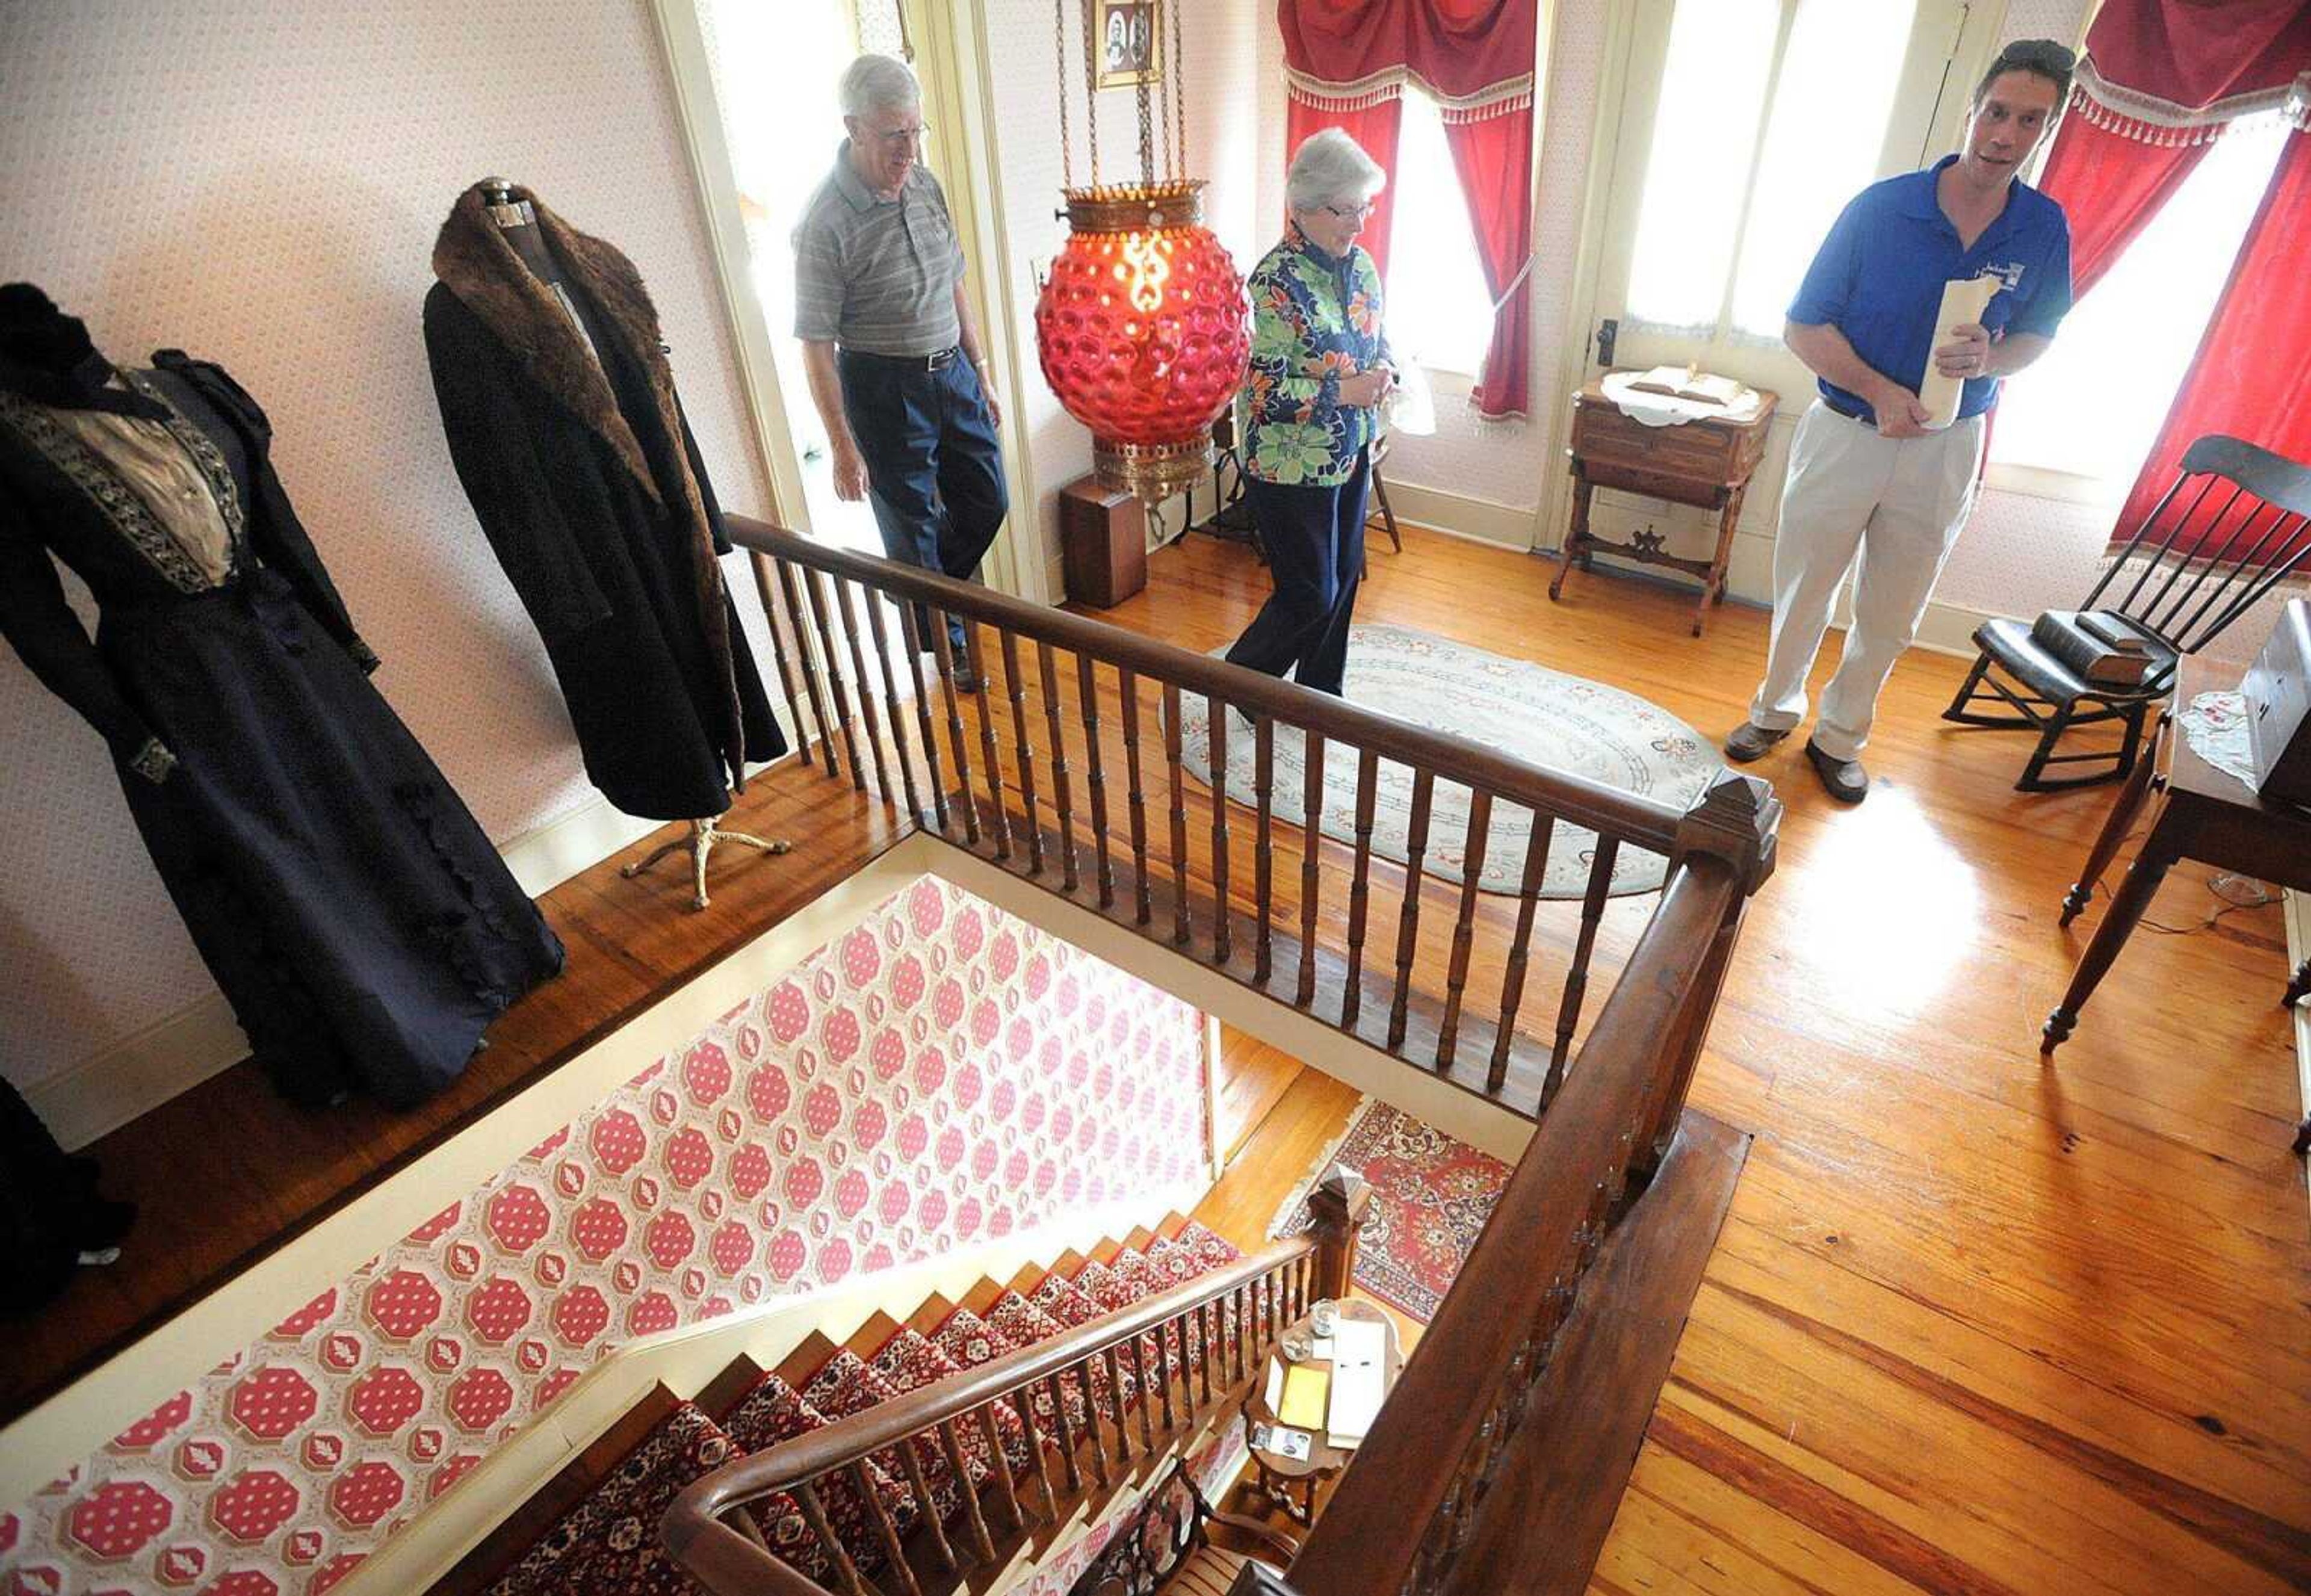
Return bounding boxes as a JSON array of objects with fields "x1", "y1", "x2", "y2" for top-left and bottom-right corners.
[{"x1": 1307, "y1": 1165, "x2": 1372, "y2": 1303}]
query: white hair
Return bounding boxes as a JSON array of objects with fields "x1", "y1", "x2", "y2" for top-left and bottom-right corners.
[
  {"x1": 1286, "y1": 128, "x2": 1387, "y2": 213},
  {"x1": 840, "y1": 54, "x2": 921, "y2": 119}
]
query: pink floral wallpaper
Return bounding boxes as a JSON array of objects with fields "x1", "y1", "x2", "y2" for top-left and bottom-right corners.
[{"x1": 0, "y1": 877, "x2": 1208, "y2": 1596}]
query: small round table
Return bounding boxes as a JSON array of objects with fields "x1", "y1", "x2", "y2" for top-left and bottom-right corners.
[{"x1": 1239, "y1": 1299, "x2": 1403, "y2": 1526}]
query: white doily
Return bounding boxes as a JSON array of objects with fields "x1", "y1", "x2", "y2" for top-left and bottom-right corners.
[
  {"x1": 2177, "y1": 689, "x2": 2258, "y2": 792},
  {"x1": 1600, "y1": 370, "x2": 1767, "y2": 428}
]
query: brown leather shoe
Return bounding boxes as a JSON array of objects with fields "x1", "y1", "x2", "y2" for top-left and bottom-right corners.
[
  {"x1": 1722, "y1": 722, "x2": 1789, "y2": 763},
  {"x1": 1804, "y1": 740, "x2": 1869, "y2": 803}
]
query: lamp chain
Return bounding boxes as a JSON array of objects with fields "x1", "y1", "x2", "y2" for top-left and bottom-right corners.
[
  {"x1": 1081, "y1": 0, "x2": 1101, "y2": 185},
  {"x1": 1054, "y1": 0, "x2": 1072, "y2": 190},
  {"x1": 1171, "y1": 0, "x2": 1187, "y2": 178},
  {"x1": 1136, "y1": 50, "x2": 1155, "y2": 185}
]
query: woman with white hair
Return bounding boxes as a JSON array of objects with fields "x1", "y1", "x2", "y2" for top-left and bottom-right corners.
[{"x1": 1222, "y1": 128, "x2": 1394, "y2": 698}]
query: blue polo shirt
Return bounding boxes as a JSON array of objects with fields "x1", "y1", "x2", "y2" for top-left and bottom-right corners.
[{"x1": 1787, "y1": 153, "x2": 2071, "y2": 425}]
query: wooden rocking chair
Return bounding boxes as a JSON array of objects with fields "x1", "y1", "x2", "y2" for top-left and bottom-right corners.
[{"x1": 1943, "y1": 435, "x2": 2311, "y2": 791}]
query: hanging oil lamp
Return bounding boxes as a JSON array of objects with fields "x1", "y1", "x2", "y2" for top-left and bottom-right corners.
[{"x1": 1033, "y1": 2, "x2": 1249, "y2": 503}]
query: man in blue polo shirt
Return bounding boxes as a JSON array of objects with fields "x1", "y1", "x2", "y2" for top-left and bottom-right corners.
[{"x1": 1725, "y1": 39, "x2": 2076, "y2": 802}]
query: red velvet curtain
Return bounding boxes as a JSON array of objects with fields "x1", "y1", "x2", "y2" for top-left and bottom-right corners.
[
  {"x1": 1279, "y1": 0, "x2": 1539, "y2": 417},
  {"x1": 2035, "y1": 0, "x2": 2311, "y2": 557},
  {"x1": 2112, "y1": 124, "x2": 2311, "y2": 557}
]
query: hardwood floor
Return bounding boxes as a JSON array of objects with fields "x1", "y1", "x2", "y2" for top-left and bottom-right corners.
[{"x1": 1105, "y1": 525, "x2": 2309, "y2": 1596}]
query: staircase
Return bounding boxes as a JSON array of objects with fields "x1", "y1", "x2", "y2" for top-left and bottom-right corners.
[{"x1": 436, "y1": 1217, "x2": 1258, "y2": 1596}]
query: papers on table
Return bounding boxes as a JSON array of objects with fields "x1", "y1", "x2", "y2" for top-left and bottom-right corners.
[
  {"x1": 1278, "y1": 1363, "x2": 1331, "y2": 1430},
  {"x1": 1326, "y1": 1319, "x2": 1387, "y2": 1447}
]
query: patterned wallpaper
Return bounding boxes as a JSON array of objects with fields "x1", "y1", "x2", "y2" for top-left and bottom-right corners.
[
  {"x1": 0, "y1": 1, "x2": 782, "y2": 1092},
  {"x1": 0, "y1": 876, "x2": 1210, "y2": 1596}
]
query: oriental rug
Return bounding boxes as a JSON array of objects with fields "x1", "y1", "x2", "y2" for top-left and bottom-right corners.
[
  {"x1": 1180, "y1": 623, "x2": 1721, "y2": 897},
  {"x1": 1267, "y1": 1098, "x2": 1511, "y2": 1324}
]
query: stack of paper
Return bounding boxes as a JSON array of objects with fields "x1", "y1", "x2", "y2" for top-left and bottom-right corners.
[{"x1": 1326, "y1": 1319, "x2": 1387, "y2": 1447}]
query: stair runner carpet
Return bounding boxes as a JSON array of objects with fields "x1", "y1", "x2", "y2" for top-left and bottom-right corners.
[
  {"x1": 1268, "y1": 1098, "x2": 1511, "y2": 1323},
  {"x1": 484, "y1": 1222, "x2": 1245, "y2": 1596}
]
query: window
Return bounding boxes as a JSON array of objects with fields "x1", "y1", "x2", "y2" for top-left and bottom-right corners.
[
  {"x1": 1626, "y1": 0, "x2": 1921, "y2": 342},
  {"x1": 1383, "y1": 88, "x2": 1497, "y2": 377},
  {"x1": 1990, "y1": 119, "x2": 2289, "y2": 494}
]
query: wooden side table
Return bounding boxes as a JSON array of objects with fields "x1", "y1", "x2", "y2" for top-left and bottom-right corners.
[
  {"x1": 2044, "y1": 661, "x2": 2311, "y2": 1156},
  {"x1": 1238, "y1": 1298, "x2": 1403, "y2": 1526},
  {"x1": 1551, "y1": 378, "x2": 1777, "y2": 637}
]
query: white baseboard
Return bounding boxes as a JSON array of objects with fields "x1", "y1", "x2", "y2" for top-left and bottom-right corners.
[
  {"x1": 1379, "y1": 480, "x2": 1536, "y2": 550},
  {"x1": 28, "y1": 756, "x2": 795, "y2": 1151}
]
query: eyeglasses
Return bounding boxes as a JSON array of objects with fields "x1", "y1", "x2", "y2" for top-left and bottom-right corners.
[
  {"x1": 1321, "y1": 202, "x2": 1377, "y2": 222},
  {"x1": 866, "y1": 123, "x2": 929, "y2": 149}
]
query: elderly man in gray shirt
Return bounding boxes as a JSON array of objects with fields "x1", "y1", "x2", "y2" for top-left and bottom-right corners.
[{"x1": 795, "y1": 53, "x2": 1006, "y2": 690}]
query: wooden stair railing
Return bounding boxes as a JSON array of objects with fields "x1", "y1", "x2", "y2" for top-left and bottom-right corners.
[
  {"x1": 663, "y1": 1232, "x2": 1340, "y2": 1596},
  {"x1": 723, "y1": 515, "x2": 1760, "y2": 1130}
]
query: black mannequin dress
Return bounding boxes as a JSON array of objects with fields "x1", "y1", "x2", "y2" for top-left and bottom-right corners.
[{"x1": 0, "y1": 318, "x2": 564, "y2": 1109}]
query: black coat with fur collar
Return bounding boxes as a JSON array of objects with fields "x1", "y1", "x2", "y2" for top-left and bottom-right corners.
[{"x1": 424, "y1": 182, "x2": 780, "y2": 821}]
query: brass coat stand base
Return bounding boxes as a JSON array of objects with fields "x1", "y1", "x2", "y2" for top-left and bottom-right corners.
[{"x1": 619, "y1": 815, "x2": 791, "y2": 911}]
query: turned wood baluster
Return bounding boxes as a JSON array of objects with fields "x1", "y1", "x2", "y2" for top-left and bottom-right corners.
[
  {"x1": 1436, "y1": 788, "x2": 1494, "y2": 1073},
  {"x1": 1150, "y1": 1322, "x2": 1178, "y2": 1432},
  {"x1": 893, "y1": 1440, "x2": 958, "y2": 1571},
  {"x1": 1550, "y1": 837, "x2": 1621, "y2": 1098},
  {"x1": 861, "y1": 586, "x2": 924, "y2": 821},
  {"x1": 1231, "y1": 1284, "x2": 1249, "y2": 1378},
  {"x1": 1210, "y1": 697, "x2": 1233, "y2": 963},
  {"x1": 923, "y1": 616, "x2": 979, "y2": 843},
  {"x1": 1490, "y1": 811, "x2": 1555, "y2": 1096},
  {"x1": 1343, "y1": 749, "x2": 1379, "y2": 1028},
  {"x1": 1074, "y1": 1362, "x2": 1112, "y2": 1489},
  {"x1": 1000, "y1": 630, "x2": 1047, "y2": 875},
  {"x1": 1036, "y1": 642, "x2": 1079, "y2": 890},
  {"x1": 1044, "y1": 1371, "x2": 1084, "y2": 1492},
  {"x1": 803, "y1": 569, "x2": 865, "y2": 790},
  {"x1": 894, "y1": 605, "x2": 949, "y2": 830},
  {"x1": 853, "y1": 1461, "x2": 923, "y2": 1596},
  {"x1": 748, "y1": 552, "x2": 812, "y2": 772},
  {"x1": 773, "y1": 558, "x2": 837, "y2": 781},
  {"x1": 1101, "y1": 1347, "x2": 1134, "y2": 1463},
  {"x1": 832, "y1": 578, "x2": 896, "y2": 803},
  {"x1": 974, "y1": 1405, "x2": 1027, "y2": 1530},
  {"x1": 1253, "y1": 714, "x2": 1276, "y2": 983},
  {"x1": 1297, "y1": 732, "x2": 1327, "y2": 1007},
  {"x1": 1119, "y1": 667, "x2": 1152, "y2": 924},
  {"x1": 937, "y1": 1418, "x2": 998, "y2": 1562},
  {"x1": 798, "y1": 1480, "x2": 871, "y2": 1596},
  {"x1": 1075, "y1": 652, "x2": 1116, "y2": 908},
  {"x1": 1126, "y1": 1337, "x2": 1157, "y2": 1449},
  {"x1": 1165, "y1": 683, "x2": 1191, "y2": 944},
  {"x1": 1018, "y1": 1393, "x2": 1060, "y2": 1523},
  {"x1": 1198, "y1": 1303, "x2": 1216, "y2": 1402},
  {"x1": 1388, "y1": 769, "x2": 1438, "y2": 1050},
  {"x1": 1175, "y1": 1315, "x2": 1200, "y2": 1421},
  {"x1": 958, "y1": 622, "x2": 1012, "y2": 861}
]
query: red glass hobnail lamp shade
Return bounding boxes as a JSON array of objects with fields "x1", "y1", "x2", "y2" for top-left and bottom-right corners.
[{"x1": 1035, "y1": 187, "x2": 1249, "y2": 500}]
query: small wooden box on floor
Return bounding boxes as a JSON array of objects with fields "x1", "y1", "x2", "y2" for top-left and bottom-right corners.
[
  {"x1": 1552, "y1": 377, "x2": 1777, "y2": 637},
  {"x1": 1059, "y1": 475, "x2": 1146, "y2": 609}
]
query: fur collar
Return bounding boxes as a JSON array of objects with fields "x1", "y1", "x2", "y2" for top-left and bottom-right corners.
[{"x1": 431, "y1": 182, "x2": 667, "y2": 505}]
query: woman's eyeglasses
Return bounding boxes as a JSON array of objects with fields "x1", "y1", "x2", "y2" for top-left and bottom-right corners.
[{"x1": 1322, "y1": 202, "x2": 1376, "y2": 222}]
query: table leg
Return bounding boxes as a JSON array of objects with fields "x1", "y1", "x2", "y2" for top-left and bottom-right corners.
[
  {"x1": 1551, "y1": 471, "x2": 1592, "y2": 602},
  {"x1": 2061, "y1": 739, "x2": 2165, "y2": 927},
  {"x1": 1694, "y1": 486, "x2": 1742, "y2": 638},
  {"x1": 2043, "y1": 836, "x2": 2178, "y2": 1054}
]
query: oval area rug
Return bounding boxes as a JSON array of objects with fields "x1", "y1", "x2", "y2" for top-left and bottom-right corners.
[{"x1": 1180, "y1": 623, "x2": 1722, "y2": 897}]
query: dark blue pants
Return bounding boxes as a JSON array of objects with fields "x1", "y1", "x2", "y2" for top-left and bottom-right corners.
[
  {"x1": 838, "y1": 348, "x2": 1009, "y2": 652},
  {"x1": 1225, "y1": 449, "x2": 1370, "y2": 696}
]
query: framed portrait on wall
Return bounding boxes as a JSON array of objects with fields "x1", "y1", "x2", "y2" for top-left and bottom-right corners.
[{"x1": 1095, "y1": 0, "x2": 1162, "y2": 90}]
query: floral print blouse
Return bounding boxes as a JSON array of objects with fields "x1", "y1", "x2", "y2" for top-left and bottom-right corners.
[{"x1": 1244, "y1": 221, "x2": 1388, "y2": 487}]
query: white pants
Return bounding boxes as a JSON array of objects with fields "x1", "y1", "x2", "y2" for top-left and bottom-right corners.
[{"x1": 1748, "y1": 401, "x2": 1985, "y2": 761}]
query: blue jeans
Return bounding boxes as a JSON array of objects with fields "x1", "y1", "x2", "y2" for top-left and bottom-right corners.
[
  {"x1": 838, "y1": 348, "x2": 1008, "y2": 654},
  {"x1": 1225, "y1": 449, "x2": 1371, "y2": 696}
]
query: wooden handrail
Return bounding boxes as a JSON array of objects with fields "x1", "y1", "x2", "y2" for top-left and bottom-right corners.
[
  {"x1": 1284, "y1": 853, "x2": 1746, "y2": 1596},
  {"x1": 723, "y1": 515, "x2": 1688, "y2": 855},
  {"x1": 663, "y1": 1236, "x2": 1315, "y2": 1586}
]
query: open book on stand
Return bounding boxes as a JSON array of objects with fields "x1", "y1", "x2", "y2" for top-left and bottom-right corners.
[{"x1": 1626, "y1": 363, "x2": 1746, "y2": 407}]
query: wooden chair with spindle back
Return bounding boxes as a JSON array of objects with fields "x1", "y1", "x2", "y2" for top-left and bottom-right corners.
[{"x1": 1942, "y1": 435, "x2": 2311, "y2": 791}]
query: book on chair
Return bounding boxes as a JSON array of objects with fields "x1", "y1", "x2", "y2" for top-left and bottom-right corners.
[{"x1": 2029, "y1": 610, "x2": 2158, "y2": 687}]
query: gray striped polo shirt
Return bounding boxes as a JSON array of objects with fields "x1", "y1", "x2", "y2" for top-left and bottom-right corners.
[{"x1": 793, "y1": 141, "x2": 964, "y2": 357}]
